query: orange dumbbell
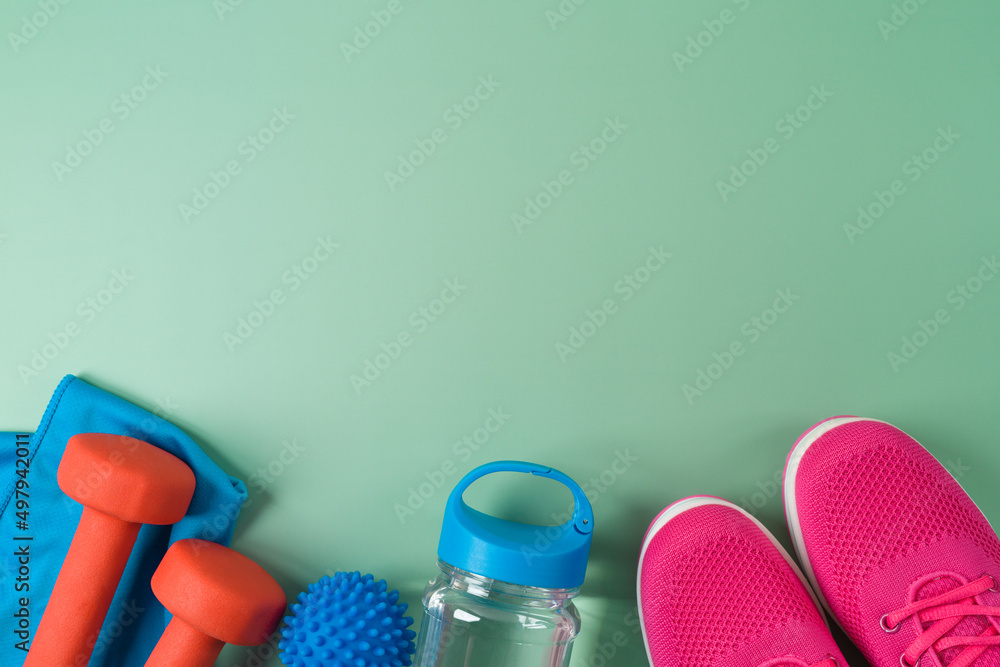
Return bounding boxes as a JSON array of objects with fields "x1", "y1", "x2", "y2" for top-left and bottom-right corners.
[
  {"x1": 26, "y1": 433, "x2": 196, "y2": 667},
  {"x1": 143, "y1": 539, "x2": 287, "y2": 667}
]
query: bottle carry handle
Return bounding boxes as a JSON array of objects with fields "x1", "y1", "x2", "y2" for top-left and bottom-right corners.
[{"x1": 449, "y1": 460, "x2": 594, "y2": 537}]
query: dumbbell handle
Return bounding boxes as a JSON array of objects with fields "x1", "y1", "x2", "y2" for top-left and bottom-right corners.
[
  {"x1": 144, "y1": 616, "x2": 226, "y2": 667},
  {"x1": 25, "y1": 508, "x2": 141, "y2": 667}
]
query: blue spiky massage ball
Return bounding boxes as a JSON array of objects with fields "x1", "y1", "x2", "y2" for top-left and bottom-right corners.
[{"x1": 279, "y1": 571, "x2": 416, "y2": 667}]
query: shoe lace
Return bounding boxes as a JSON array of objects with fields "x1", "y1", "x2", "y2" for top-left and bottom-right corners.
[{"x1": 883, "y1": 575, "x2": 1000, "y2": 667}]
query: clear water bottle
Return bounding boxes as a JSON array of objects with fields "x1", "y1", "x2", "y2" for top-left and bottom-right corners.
[{"x1": 413, "y1": 461, "x2": 594, "y2": 667}]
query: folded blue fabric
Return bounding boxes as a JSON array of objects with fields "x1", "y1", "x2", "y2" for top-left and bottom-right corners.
[{"x1": 0, "y1": 375, "x2": 247, "y2": 666}]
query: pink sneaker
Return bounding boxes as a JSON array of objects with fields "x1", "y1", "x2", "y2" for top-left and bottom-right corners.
[
  {"x1": 785, "y1": 417, "x2": 1000, "y2": 667},
  {"x1": 637, "y1": 496, "x2": 848, "y2": 667}
]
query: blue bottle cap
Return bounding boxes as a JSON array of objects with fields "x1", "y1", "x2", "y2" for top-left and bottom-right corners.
[{"x1": 437, "y1": 461, "x2": 594, "y2": 590}]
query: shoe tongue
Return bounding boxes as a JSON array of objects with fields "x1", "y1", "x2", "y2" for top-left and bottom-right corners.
[{"x1": 915, "y1": 576, "x2": 1000, "y2": 667}]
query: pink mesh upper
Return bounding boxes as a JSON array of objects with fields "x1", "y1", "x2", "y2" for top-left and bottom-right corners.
[
  {"x1": 639, "y1": 502, "x2": 846, "y2": 667},
  {"x1": 790, "y1": 420, "x2": 1000, "y2": 667}
]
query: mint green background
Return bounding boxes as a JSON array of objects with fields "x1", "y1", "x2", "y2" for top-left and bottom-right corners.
[{"x1": 2, "y1": 1, "x2": 998, "y2": 665}]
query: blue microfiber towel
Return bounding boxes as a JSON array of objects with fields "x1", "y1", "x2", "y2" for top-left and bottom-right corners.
[{"x1": 0, "y1": 374, "x2": 248, "y2": 666}]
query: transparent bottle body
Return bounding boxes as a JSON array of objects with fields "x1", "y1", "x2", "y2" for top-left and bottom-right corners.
[{"x1": 413, "y1": 560, "x2": 582, "y2": 667}]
